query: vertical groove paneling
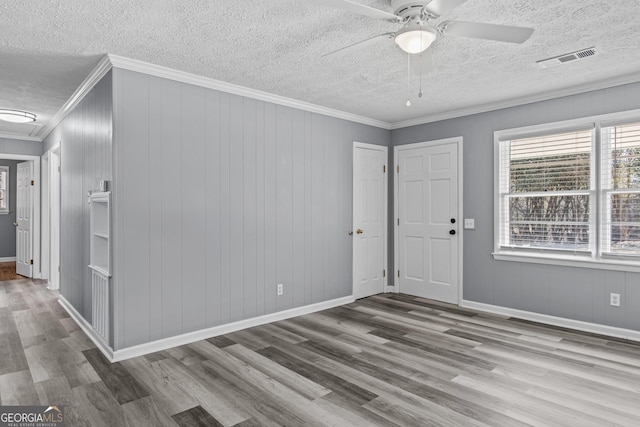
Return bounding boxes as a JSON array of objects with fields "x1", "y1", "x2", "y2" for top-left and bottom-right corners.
[
  {"x1": 292, "y1": 109, "x2": 306, "y2": 309},
  {"x1": 148, "y1": 76, "x2": 163, "y2": 342},
  {"x1": 310, "y1": 114, "x2": 325, "y2": 304},
  {"x1": 255, "y1": 101, "x2": 266, "y2": 316},
  {"x1": 159, "y1": 79, "x2": 183, "y2": 339},
  {"x1": 219, "y1": 93, "x2": 231, "y2": 323},
  {"x1": 180, "y1": 83, "x2": 207, "y2": 333},
  {"x1": 112, "y1": 69, "x2": 389, "y2": 349},
  {"x1": 263, "y1": 103, "x2": 277, "y2": 315},
  {"x1": 228, "y1": 95, "x2": 244, "y2": 322},
  {"x1": 304, "y1": 112, "x2": 313, "y2": 305},
  {"x1": 324, "y1": 118, "x2": 339, "y2": 300},
  {"x1": 243, "y1": 98, "x2": 258, "y2": 319},
  {"x1": 276, "y1": 106, "x2": 294, "y2": 312},
  {"x1": 121, "y1": 72, "x2": 151, "y2": 347},
  {"x1": 205, "y1": 89, "x2": 222, "y2": 328},
  {"x1": 43, "y1": 71, "x2": 113, "y2": 332}
]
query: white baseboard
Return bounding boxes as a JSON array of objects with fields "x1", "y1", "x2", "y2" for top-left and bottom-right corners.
[
  {"x1": 385, "y1": 285, "x2": 399, "y2": 293},
  {"x1": 112, "y1": 295, "x2": 355, "y2": 362},
  {"x1": 0, "y1": 257, "x2": 16, "y2": 262},
  {"x1": 461, "y1": 300, "x2": 640, "y2": 343},
  {"x1": 60, "y1": 294, "x2": 355, "y2": 363},
  {"x1": 58, "y1": 295, "x2": 114, "y2": 360}
]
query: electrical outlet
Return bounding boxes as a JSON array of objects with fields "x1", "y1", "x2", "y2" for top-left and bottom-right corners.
[
  {"x1": 610, "y1": 293, "x2": 621, "y2": 307},
  {"x1": 277, "y1": 283, "x2": 283, "y2": 296},
  {"x1": 464, "y1": 218, "x2": 475, "y2": 229}
]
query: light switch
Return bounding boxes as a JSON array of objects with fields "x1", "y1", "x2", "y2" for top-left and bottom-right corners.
[{"x1": 464, "y1": 218, "x2": 475, "y2": 229}]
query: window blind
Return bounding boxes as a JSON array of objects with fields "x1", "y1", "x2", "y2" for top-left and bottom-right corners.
[
  {"x1": 601, "y1": 122, "x2": 640, "y2": 256},
  {"x1": 499, "y1": 128, "x2": 593, "y2": 251}
]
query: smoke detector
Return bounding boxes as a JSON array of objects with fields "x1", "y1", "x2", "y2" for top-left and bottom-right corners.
[{"x1": 537, "y1": 47, "x2": 599, "y2": 68}]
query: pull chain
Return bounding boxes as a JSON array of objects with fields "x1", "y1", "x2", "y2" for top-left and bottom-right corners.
[
  {"x1": 406, "y1": 53, "x2": 411, "y2": 107},
  {"x1": 418, "y1": 24, "x2": 423, "y2": 98}
]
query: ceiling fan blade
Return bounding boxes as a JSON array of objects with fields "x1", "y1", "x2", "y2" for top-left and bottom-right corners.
[
  {"x1": 322, "y1": 33, "x2": 393, "y2": 58},
  {"x1": 423, "y1": 0, "x2": 469, "y2": 17},
  {"x1": 443, "y1": 21, "x2": 534, "y2": 43},
  {"x1": 322, "y1": 0, "x2": 400, "y2": 22}
]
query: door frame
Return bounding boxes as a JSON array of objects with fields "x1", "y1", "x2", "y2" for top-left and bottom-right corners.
[
  {"x1": 0, "y1": 153, "x2": 41, "y2": 279},
  {"x1": 42, "y1": 143, "x2": 61, "y2": 290},
  {"x1": 353, "y1": 141, "x2": 389, "y2": 297},
  {"x1": 393, "y1": 136, "x2": 464, "y2": 304}
]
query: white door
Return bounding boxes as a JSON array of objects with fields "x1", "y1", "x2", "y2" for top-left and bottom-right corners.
[
  {"x1": 353, "y1": 143, "x2": 387, "y2": 299},
  {"x1": 16, "y1": 161, "x2": 33, "y2": 277},
  {"x1": 396, "y1": 139, "x2": 460, "y2": 303}
]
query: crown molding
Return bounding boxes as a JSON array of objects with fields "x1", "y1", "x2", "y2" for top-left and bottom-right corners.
[
  {"x1": 0, "y1": 132, "x2": 41, "y2": 142},
  {"x1": 33, "y1": 53, "x2": 640, "y2": 141},
  {"x1": 390, "y1": 72, "x2": 640, "y2": 130},
  {"x1": 36, "y1": 55, "x2": 113, "y2": 142},
  {"x1": 107, "y1": 54, "x2": 392, "y2": 130}
]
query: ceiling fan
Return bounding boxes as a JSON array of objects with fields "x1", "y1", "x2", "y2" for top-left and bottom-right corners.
[{"x1": 321, "y1": 0, "x2": 535, "y2": 57}]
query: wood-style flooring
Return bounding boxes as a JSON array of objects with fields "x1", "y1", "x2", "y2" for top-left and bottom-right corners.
[
  {"x1": 1, "y1": 278, "x2": 640, "y2": 426},
  {"x1": 0, "y1": 262, "x2": 23, "y2": 281}
]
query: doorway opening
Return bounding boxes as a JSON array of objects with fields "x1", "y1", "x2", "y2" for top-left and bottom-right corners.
[{"x1": 0, "y1": 153, "x2": 41, "y2": 282}]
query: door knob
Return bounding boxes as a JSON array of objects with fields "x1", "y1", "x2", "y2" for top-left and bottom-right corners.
[
  {"x1": 449, "y1": 229, "x2": 456, "y2": 235},
  {"x1": 13, "y1": 222, "x2": 18, "y2": 227},
  {"x1": 356, "y1": 229, "x2": 364, "y2": 234}
]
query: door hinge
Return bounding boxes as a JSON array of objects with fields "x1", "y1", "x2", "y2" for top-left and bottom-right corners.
[
  {"x1": 31, "y1": 180, "x2": 35, "y2": 186},
  {"x1": 383, "y1": 165, "x2": 386, "y2": 173},
  {"x1": 383, "y1": 269, "x2": 386, "y2": 277},
  {"x1": 397, "y1": 218, "x2": 399, "y2": 226},
  {"x1": 58, "y1": 266, "x2": 60, "y2": 272},
  {"x1": 397, "y1": 165, "x2": 399, "y2": 173},
  {"x1": 30, "y1": 259, "x2": 33, "y2": 265},
  {"x1": 58, "y1": 166, "x2": 61, "y2": 172},
  {"x1": 397, "y1": 270, "x2": 400, "y2": 278}
]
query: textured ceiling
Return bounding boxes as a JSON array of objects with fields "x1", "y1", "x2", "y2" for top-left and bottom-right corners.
[{"x1": 1, "y1": 0, "x2": 640, "y2": 139}]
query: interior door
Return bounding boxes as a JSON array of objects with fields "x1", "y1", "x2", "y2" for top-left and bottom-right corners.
[
  {"x1": 396, "y1": 140, "x2": 459, "y2": 303},
  {"x1": 353, "y1": 143, "x2": 387, "y2": 299},
  {"x1": 16, "y1": 161, "x2": 33, "y2": 277}
]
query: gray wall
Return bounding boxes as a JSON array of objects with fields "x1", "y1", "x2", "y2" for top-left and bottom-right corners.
[
  {"x1": 43, "y1": 71, "x2": 113, "y2": 322},
  {"x1": 112, "y1": 68, "x2": 390, "y2": 349},
  {"x1": 0, "y1": 160, "x2": 19, "y2": 258},
  {"x1": 0, "y1": 137, "x2": 42, "y2": 157},
  {"x1": 392, "y1": 81, "x2": 640, "y2": 333}
]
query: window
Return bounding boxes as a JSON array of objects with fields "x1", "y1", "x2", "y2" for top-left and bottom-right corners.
[
  {"x1": 495, "y1": 110, "x2": 640, "y2": 269},
  {"x1": 0, "y1": 166, "x2": 8, "y2": 214},
  {"x1": 601, "y1": 121, "x2": 640, "y2": 256}
]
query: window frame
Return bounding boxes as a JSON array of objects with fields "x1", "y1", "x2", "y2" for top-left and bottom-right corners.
[
  {"x1": 0, "y1": 166, "x2": 8, "y2": 214},
  {"x1": 493, "y1": 108, "x2": 640, "y2": 273}
]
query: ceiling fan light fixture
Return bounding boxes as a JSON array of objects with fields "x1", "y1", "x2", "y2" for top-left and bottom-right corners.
[
  {"x1": 395, "y1": 26, "x2": 437, "y2": 54},
  {"x1": 0, "y1": 109, "x2": 37, "y2": 124}
]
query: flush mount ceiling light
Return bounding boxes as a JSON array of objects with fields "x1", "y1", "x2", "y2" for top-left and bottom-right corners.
[
  {"x1": 0, "y1": 109, "x2": 37, "y2": 123},
  {"x1": 394, "y1": 26, "x2": 437, "y2": 54}
]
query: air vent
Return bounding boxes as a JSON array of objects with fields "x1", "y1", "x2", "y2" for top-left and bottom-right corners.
[{"x1": 537, "y1": 47, "x2": 599, "y2": 68}]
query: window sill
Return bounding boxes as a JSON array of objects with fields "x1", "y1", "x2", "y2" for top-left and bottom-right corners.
[
  {"x1": 0, "y1": 211, "x2": 9, "y2": 215},
  {"x1": 493, "y1": 251, "x2": 640, "y2": 273}
]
